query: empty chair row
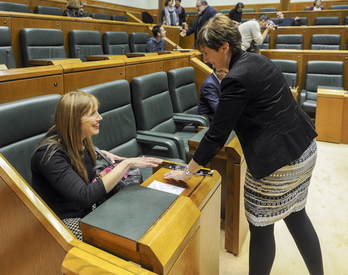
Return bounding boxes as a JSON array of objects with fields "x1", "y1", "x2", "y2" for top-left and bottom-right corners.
[
  {"x1": 272, "y1": 59, "x2": 344, "y2": 119},
  {"x1": 256, "y1": 34, "x2": 341, "y2": 50},
  {"x1": 0, "y1": 1, "x2": 128, "y2": 21},
  {"x1": 1, "y1": 27, "x2": 151, "y2": 67}
]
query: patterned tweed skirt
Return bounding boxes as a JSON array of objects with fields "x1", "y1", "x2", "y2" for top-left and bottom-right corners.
[{"x1": 244, "y1": 139, "x2": 317, "y2": 227}]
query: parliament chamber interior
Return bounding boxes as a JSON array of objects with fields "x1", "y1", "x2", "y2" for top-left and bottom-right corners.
[{"x1": 0, "y1": 0, "x2": 347, "y2": 274}]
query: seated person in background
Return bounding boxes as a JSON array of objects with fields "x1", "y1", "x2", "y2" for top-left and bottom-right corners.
[
  {"x1": 309, "y1": 0, "x2": 324, "y2": 10},
  {"x1": 63, "y1": 0, "x2": 90, "y2": 17},
  {"x1": 197, "y1": 67, "x2": 226, "y2": 122},
  {"x1": 276, "y1": 11, "x2": 301, "y2": 26},
  {"x1": 238, "y1": 14, "x2": 276, "y2": 52},
  {"x1": 228, "y1": 2, "x2": 244, "y2": 26},
  {"x1": 145, "y1": 24, "x2": 166, "y2": 53},
  {"x1": 31, "y1": 91, "x2": 162, "y2": 240}
]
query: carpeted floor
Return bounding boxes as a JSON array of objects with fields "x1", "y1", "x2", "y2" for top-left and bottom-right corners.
[{"x1": 219, "y1": 141, "x2": 348, "y2": 275}]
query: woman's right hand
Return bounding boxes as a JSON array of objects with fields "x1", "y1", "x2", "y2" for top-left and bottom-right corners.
[{"x1": 125, "y1": 157, "x2": 163, "y2": 169}]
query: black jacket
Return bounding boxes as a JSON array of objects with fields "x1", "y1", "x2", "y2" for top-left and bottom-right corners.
[
  {"x1": 186, "y1": 6, "x2": 217, "y2": 39},
  {"x1": 193, "y1": 50, "x2": 317, "y2": 179}
]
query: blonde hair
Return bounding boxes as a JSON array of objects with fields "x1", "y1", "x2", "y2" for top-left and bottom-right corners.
[
  {"x1": 195, "y1": 15, "x2": 241, "y2": 56},
  {"x1": 39, "y1": 91, "x2": 99, "y2": 183},
  {"x1": 67, "y1": 0, "x2": 80, "y2": 9}
]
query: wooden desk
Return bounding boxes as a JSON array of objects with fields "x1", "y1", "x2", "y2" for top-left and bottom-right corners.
[
  {"x1": 0, "y1": 154, "x2": 158, "y2": 275},
  {"x1": 28, "y1": 58, "x2": 82, "y2": 66},
  {"x1": 188, "y1": 129, "x2": 248, "y2": 256},
  {"x1": 290, "y1": 86, "x2": 299, "y2": 102},
  {"x1": 316, "y1": 87, "x2": 348, "y2": 144},
  {"x1": 80, "y1": 167, "x2": 221, "y2": 275}
]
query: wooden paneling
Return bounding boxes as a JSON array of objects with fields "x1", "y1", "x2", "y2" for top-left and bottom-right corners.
[
  {"x1": 316, "y1": 90, "x2": 345, "y2": 143},
  {"x1": 0, "y1": 65, "x2": 63, "y2": 103},
  {"x1": 61, "y1": 59, "x2": 125, "y2": 93}
]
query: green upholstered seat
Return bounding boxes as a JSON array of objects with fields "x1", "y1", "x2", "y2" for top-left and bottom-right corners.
[
  {"x1": 311, "y1": 34, "x2": 341, "y2": 50},
  {"x1": 167, "y1": 67, "x2": 203, "y2": 115},
  {"x1": 271, "y1": 59, "x2": 298, "y2": 88},
  {"x1": 34, "y1": 6, "x2": 63, "y2": 16},
  {"x1": 314, "y1": 16, "x2": 340, "y2": 25},
  {"x1": 131, "y1": 72, "x2": 209, "y2": 162},
  {"x1": 69, "y1": 30, "x2": 104, "y2": 61},
  {"x1": 0, "y1": 26, "x2": 16, "y2": 68},
  {"x1": 103, "y1": 31, "x2": 130, "y2": 55},
  {"x1": 20, "y1": 28, "x2": 67, "y2": 67},
  {"x1": 275, "y1": 35, "x2": 303, "y2": 50},
  {"x1": 0, "y1": 94, "x2": 61, "y2": 184},
  {"x1": 110, "y1": 15, "x2": 127, "y2": 21},
  {"x1": 89, "y1": 13, "x2": 109, "y2": 20},
  {"x1": 300, "y1": 61, "x2": 344, "y2": 118},
  {"x1": 129, "y1": 32, "x2": 150, "y2": 53},
  {"x1": 0, "y1": 1, "x2": 29, "y2": 12}
]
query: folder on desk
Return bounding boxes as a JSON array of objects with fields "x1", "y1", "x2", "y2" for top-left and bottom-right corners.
[{"x1": 80, "y1": 184, "x2": 178, "y2": 242}]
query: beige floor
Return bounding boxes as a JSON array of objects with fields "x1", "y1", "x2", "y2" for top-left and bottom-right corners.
[{"x1": 219, "y1": 141, "x2": 348, "y2": 275}]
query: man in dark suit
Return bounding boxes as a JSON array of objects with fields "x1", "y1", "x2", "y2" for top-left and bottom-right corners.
[
  {"x1": 180, "y1": 0, "x2": 217, "y2": 40},
  {"x1": 197, "y1": 68, "x2": 226, "y2": 122}
]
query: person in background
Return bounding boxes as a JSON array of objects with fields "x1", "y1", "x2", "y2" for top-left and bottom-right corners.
[
  {"x1": 309, "y1": 0, "x2": 324, "y2": 10},
  {"x1": 164, "y1": 15, "x2": 323, "y2": 275},
  {"x1": 63, "y1": 0, "x2": 87, "y2": 17},
  {"x1": 78, "y1": 2, "x2": 87, "y2": 17},
  {"x1": 31, "y1": 91, "x2": 162, "y2": 240},
  {"x1": 160, "y1": 0, "x2": 179, "y2": 26},
  {"x1": 175, "y1": 0, "x2": 186, "y2": 27},
  {"x1": 228, "y1": 2, "x2": 244, "y2": 26},
  {"x1": 145, "y1": 24, "x2": 166, "y2": 53},
  {"x1": 238, "y1": 14, "x2": 276, "y2": 52},
  {"x1": 276, "y1": 11, "x2": 301, "y2": 26},
  {"x1": 197, "y1": 67, "x2": 226, "y2": 122},
  {"x1": 180, "y1": 0, "x2": 217, "y2": 40}
]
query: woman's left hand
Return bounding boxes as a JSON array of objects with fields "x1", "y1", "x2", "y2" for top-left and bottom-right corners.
[
  {"x1": 101, "y1": 150, "x2": 126, "y2": 163},
  {"x1": 163, "y1": 170, "x2": 192, "y2": 181}
]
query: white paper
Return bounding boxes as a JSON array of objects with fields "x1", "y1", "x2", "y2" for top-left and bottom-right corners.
[{"x1": 147, "y1": 180, "x2": 185, "y2": 195}]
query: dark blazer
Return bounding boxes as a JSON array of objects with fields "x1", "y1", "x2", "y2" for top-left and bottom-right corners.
[
  {"x1": 186, "y1": 6, "x2": 217, "y2": 39},
  {"x1": 197, "y1": 73, "x2": 221, "y2": 122},
  {"x1": 193, "y1": 50, "x2": 317, "y2": 179}
]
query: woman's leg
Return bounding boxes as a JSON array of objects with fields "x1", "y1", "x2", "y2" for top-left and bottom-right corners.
[
  {"x1": 248, "y1": 222, "x2": 276, "y2": 275},
  {"x1": 284, "y1": 208, "x2": 324, "y2": 275}
]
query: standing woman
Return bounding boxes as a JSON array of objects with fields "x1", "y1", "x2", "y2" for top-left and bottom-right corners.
[
  {"x1": 160, "y1": 0, "x2": 179, "y2": 26},
  {"x1": 164, "y1": 16, "x2": 323, "y2": 275},
  {"x1": 228, "y1": 2, "x2": 244, "y2": 26},
  {"x1": 31, "y1": 92, "x2": 162, "y2": 240},
  {"x1": 309, "y1": 0, "x2": 324, "y2": 10},
  {"x1": 175, "y1": 0, "x2": 187, "y2": 26}
]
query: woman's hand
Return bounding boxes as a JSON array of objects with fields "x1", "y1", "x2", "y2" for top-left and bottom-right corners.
[
  {"x1": 125, "y1": 157, "x2": 163, "y2": 169},
  {"x1": 163, "y1": 170, "x2": 192, "y2": 181},
  {"x1": 101, "y1": 150, "x2": 126, "y2": 163}
]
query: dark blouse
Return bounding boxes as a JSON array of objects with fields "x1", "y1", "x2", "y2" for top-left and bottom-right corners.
[
  {"x1": 31, "y1": 131, "x2": 107, "y2": 219},
  {"x1": 193, "y1": 50, "x2": 317, "y2": 179},
  {"x1": 62, "y1": 8, "x2": 83, "y2": 17},
  {"x1": 228, "y1": 9, "x2": 243, "y2": 23}
]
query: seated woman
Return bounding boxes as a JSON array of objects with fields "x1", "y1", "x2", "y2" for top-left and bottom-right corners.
[
  {"x1": 309, "y1": 0, "x2": 324, "y2": 10},
  {"x1": 31, "y1": 91, "x2": 162, "y2": 240},
  {"x1": 63, "y1": 0, "x2": 89, "y2": 17}
]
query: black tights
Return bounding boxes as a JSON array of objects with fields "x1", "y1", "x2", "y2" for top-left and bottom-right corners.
[{"x1": 248, "y1": 208, "x2": 323, "y2": 275}]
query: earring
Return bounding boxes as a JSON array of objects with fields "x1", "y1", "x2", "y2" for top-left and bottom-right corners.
[{"x1": 224, "y1": 52, "x2": 226, "y2": 55}]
